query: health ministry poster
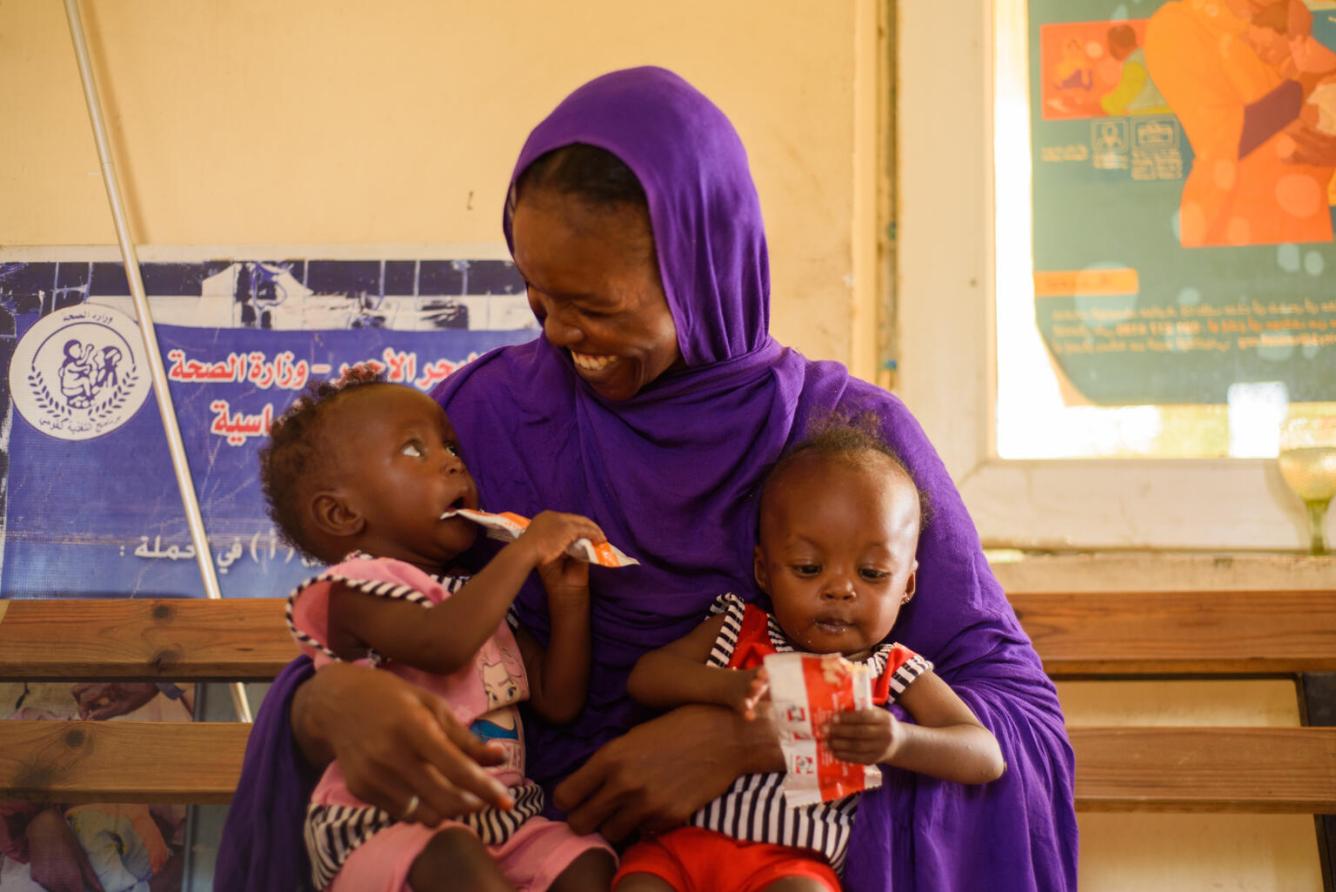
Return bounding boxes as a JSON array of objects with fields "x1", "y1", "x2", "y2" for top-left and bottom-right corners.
[
  {"x1": 0, "y1": 253, "x2": 536, "y2": 600},
  {"x1": 0, "y1": 251, "x2": 538, "y2": 891},
  {"x1": 1028, "y1": 0, "x2": 1336, "y2": 404}
]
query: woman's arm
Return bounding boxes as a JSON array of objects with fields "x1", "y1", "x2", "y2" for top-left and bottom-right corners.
[
  {"x1": 827, "y1": 670, "x2": 1006, "y2": 785},
  {"x1": 290, "y1": 661, "x2": 512, "y2": 824},
  {"x1": 553, "y1": 702, "x2": 784, "y2": 841},
  {"x1": 1239, "y1": 79, "x2": 1304, "y2": 158},
  {"x1": 626, "y1": 615, "x2": 767, "y2": 718},
  {"x1": 326, "y1": 511, "x2": 605, "y2": 675}
]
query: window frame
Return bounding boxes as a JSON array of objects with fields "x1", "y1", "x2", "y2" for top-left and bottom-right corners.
[{"x1": 894, "y1": 0, "x2": 1310, "y2": 551}]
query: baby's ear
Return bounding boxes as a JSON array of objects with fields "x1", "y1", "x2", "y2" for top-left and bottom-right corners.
[
  {"x1": 902, "y1": 563, "x2": 918, "y2": 604},
  {"x1": 309, "y1": 490, "x2": 364, "y2": 539},
  {"x1": 753, "y1": 546, "x2": 770, "y2": 592}
]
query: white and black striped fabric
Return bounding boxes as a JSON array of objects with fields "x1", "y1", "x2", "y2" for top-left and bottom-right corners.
[
  {"x1": 305, "y1": 781, "x2": 545, "y2": 890},
  {"x1": 690, "y1": 593, "x2": 932, "y2": 873},
  {"x1": 284, "y1": 551, "x2": 468, "y2": 665},
  {"x1": 287, "y1": 552, "x2": 537, "y2": 889}
]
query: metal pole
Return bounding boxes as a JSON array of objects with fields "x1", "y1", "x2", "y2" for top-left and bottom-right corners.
[{"x1": 63, "y1": 0, "x2": 251, "y2": 724}]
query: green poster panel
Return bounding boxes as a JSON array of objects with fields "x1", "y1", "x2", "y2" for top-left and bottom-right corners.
[{"x1": 1028, "y1": 0, "x2": 1336, "y2": 404}]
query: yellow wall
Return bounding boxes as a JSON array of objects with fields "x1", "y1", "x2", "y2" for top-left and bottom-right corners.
[{"x1": 0, "y1": 0, "x2": 879, "y2": 375}]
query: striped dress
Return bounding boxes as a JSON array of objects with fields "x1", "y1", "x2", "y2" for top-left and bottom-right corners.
[
  {"x1": 285, "y1": 552, "x2": 544, "y2": 889},
  {"x1": 689, "y1": 593, "x2": 932, "y2": 873}
]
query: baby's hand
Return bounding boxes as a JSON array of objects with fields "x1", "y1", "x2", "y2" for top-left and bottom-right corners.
[
  {"x1": 826, "y1": 707, "x2": 898, "y2": 765},
  {"x1": 538, "y1": 554, "x2": 590, "y2": 607},
  {"x1": 519, "y1": 511, "x2": 606, "y2": 567},
  {"x1": 731, "y1": 667, "x2": 769, "y2": 721}
]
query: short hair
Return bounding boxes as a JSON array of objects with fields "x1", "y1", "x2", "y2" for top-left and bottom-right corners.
[
  {"x1": 759, "y1": 412, "x2": 932, "y2": 528},
  {"x1": 258, "y1": 365, "x2": 386, "y2": 558},
  {"x1": 514, "y1": 143, "x2": 649, "y2": 212}
]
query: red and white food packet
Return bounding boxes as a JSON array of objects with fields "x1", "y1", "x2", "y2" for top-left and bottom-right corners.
[
  {"x1": 441, "y1": 508, "x2": 639, "y2": 568},
  {"x1": 763, "y1": 651, "x2": 880, "y2": 806}
]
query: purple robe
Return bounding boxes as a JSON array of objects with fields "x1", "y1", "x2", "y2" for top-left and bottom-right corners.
[{"x1": 217, "y1": 67, "x2": 1076, "y2": 890}]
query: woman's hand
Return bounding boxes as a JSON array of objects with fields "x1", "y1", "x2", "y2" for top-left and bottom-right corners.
[
  {"x1": 292, "y1": 662, "x2": 512, "y2": 825},
  {"x1": 553, "y1": 703, "x2": 782, "y2": 841},
  {"x1": 25, "y1": 807, "x2": 105, "y2": 892}
]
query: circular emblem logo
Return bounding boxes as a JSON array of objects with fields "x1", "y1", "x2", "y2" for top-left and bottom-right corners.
[{"x1": 9, "y1": 304, "x2": 151, "y2": 440}]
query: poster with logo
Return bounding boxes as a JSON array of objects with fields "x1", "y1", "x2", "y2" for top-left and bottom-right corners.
[
  {"x1": 0, "y1": 252, "x2": 535, "y2": 600},
  {"x1": 0, "y1": 251, "x2": 535, "y2": 890},
  {"x1": 1028, "y1": 0, "x2": 1336, "y2": 405}
]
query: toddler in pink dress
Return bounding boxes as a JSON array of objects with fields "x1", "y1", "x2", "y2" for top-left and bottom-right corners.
[{"x1": 261, "y1": 368, "x2": 615, "y2": 892}]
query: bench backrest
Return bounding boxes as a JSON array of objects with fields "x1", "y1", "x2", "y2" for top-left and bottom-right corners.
[
  {"x1": 2, "y1": 592, "x2": 1334, "y2": 813},
  {"x1": 6, "y1": 591, "x2": 1334, "y2": 681}
]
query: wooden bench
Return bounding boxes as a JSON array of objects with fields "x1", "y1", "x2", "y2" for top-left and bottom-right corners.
[
  {"x1": 2, "y1": 592, "x2": 1335, "y2": 815},
  {"x1": 1009, "y1": 589, "x2": 1336, "y2": 819}
]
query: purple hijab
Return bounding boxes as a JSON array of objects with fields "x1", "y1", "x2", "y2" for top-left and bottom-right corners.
[{"x1": 217, "y1": 67, "x2": 1076, "y2": 891}]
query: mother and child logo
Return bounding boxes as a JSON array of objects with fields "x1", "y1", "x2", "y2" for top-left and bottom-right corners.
[{"x1": 9, "y1": 304, "x2": 151, "y2": 440}]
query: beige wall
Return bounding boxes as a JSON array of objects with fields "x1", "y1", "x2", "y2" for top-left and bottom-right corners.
[{"x1": 0, "y1": 0, "x2": 879, "y2": 375}]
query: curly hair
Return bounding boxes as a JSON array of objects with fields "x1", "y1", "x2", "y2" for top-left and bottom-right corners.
[
  {"x1": 258, "y1": 364, "x2": 387, "y2": 559},
  {"x1": 760, "y1": 412, "x2": 932, "y2": 528}
]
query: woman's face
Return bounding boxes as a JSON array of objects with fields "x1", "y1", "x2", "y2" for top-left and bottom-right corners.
[{"x1": 511, "y1": 188, "x2": 681, "y2": 402}]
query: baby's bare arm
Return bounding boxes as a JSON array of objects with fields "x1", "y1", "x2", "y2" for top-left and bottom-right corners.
[
  {"x1": 627, "y1": 615, "x2": 764, "y2": 716},
  {"x1": 828, "y1": 671, "x2": 1006, "y2": 784},
  {"x1": 327, "y1": 542, "x2": 540, "y2": 675},
  {"x1": 327, "y1": 513, "x2": 604, "y2": 675},
  {"x1": 512, "y1": 596, "x2": 591, "y2": 724}
]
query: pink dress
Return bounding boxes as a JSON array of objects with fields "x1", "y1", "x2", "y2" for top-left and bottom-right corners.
[{"x1": 286, "y1": 552, "x2": 611, "y2": 891}]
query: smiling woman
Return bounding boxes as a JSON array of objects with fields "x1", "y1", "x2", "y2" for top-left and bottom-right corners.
[
  {"x1": 219, "y1": 67, "x2": 1077, "y2": 892},
  {"x1": 510, "y1": 154, "x2": 682, "y2": 402}
]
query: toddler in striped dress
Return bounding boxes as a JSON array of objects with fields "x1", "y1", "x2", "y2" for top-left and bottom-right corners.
[
  {"x1": 616, "y1": 421, "x2": 1006, "y2": 891},
  {"x1": 260, "y1": 369, "x2": 615, "y2": 892}
]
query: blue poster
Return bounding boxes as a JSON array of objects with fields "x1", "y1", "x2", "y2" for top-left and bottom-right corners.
[{"x1": 0, "y1": 255, "x2": 535, "y2": 599}]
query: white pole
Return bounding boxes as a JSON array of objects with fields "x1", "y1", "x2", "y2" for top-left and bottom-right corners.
[{"x1": 63, "y1": 0, "x2": 252, "y2": 724}]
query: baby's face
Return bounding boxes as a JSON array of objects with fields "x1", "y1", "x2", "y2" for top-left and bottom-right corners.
[
  {"x1": 754, "y1": 452, "x2": 921, "y2": 660},
  {"x1": 329, "y1": 386, "x2": 480, "y2": 569}
]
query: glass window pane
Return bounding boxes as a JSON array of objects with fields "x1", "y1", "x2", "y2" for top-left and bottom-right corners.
[{"x1": 996, "y1": 0, "x2": 1336, "y2": 460}]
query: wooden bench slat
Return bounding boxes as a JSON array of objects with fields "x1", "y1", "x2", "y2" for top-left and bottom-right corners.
[
  {"x1": 1009, "y1": 590, "x2": 1336, "y2": 676},
  {"x1": 0, "y1": 598, "x2": 297, "y2": 680},
  {"x1": 1070, "y1": 726, "x2": 1336, "y2": 813},
  {"x1": 3, "y1": 720, "x2": 1333, "y2": 813},
  {"x1": 3, "y1": 592, "x2": 1333, "y2": 679},
  {"x1": 0, "y1": 721, "x2": 250, "y2": 804}
]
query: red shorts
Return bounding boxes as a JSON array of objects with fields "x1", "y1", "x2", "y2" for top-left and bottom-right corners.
[{"x1": 614, "y1": 826, "x2": 840, "y2": 892}]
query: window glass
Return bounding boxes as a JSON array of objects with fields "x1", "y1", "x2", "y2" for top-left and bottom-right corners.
[{"x1": 996, "y1": 0, "x2": 1336, "y2": 460}]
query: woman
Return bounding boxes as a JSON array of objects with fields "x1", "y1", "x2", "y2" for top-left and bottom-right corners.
[
  {"x1": 1146, "y1": 0, "x2": 1336, "y2": 247},
  {"x1": 218, "y1": 67, "x2": 1076, "y2": 891}
]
